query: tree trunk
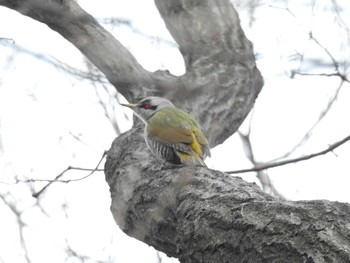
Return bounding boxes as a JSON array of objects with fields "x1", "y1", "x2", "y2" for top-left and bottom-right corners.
[
  {"x1": 106, "y1": 133, "x2": 350, "y2": 262},
  {"x1": 3, "y1": 0, "x2": 349, "y2": 262}
]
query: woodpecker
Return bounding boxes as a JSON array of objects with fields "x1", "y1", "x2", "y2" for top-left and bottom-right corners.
[{"x1": 120, "y1": 96, "x2": 211, "y2": 166}]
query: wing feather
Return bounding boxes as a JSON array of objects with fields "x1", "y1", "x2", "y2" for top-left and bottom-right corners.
[{"x1": 147, "y1": 107, "x2": 210, "y2": 159}]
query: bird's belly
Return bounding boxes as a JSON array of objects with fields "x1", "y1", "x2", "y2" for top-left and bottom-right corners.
[{"x1": 145, "y1": 134, "x2": 181, "y2": 164}]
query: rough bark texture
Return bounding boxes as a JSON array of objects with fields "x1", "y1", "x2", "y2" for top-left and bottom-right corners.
[
  {"x1": 3, "y1": 0, "x2": 349, "y2": 262},
  {"x1": 155, "y1": 0, "x2": 263, "y2": 146},
  {"x1": 105, "y1": 126, "x2": 350, "y2": 263},
  {"x1": 0, "y1": 0, "x2": 262, "y2": 147}
]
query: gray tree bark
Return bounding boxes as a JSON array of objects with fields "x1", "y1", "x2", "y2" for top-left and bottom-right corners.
[{"x1": 2, "y1": 0, "x2": 349, "y2": 262}]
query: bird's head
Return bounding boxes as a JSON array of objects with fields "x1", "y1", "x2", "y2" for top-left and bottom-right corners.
[{"x1": 120, "y1": 96, "x2": 175, "y2": 124}]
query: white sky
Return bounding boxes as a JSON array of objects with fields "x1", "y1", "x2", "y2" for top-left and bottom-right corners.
[{"x1": 0, "y1": 0, "x2": 350, "y2": 262}]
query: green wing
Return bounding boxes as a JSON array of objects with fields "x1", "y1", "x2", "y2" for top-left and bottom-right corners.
[{"x1": 147, "y1": 107, "x2": 210, "y2": 158}]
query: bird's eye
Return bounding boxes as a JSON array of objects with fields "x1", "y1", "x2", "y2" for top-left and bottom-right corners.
[
  {"x1": 141, "y1": 100, "x2": 157, "y2": 110},
  {"x1": 143, "y1": 102, "x2": 153, "y2": 109}
]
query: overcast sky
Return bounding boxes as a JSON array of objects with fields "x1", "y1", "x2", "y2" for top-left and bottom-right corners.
[{"x1": 0, "y1": 1, "x2": 349, "y2": 262}]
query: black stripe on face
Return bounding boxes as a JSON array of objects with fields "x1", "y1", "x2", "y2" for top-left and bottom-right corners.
[{"x1": 141, "y1": 99, "x2": 157, "y2": 110}]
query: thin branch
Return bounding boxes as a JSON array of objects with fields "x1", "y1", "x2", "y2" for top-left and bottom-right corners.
[
  {"x1": 291, "y1": 32, "x2": 349, "y2": 83},
  {"x1": 156, "y1": 251, "x2": 163, "y2": 263},
  {"x1": 238, "y1": 130, "x2": 285, "y2": 199},
  {"x1": 86, "y1": 59, "x2": 122, "y2": 135},
  {"x1": 0, "y1": 0, "x2": 155, "y2": 100},
  {"x1": 0, "y1": 167, "x2": 104, "y2": 185},
  {"x1": 31, "y1": 168, "x2": 68, "y2": 198},
  {"x1": 64, "y1": 236, "x2": 113, "y2": 263},
  {"x1": 0, "y1": 37, "x2": 14, "y2": 43},
  {"x1": 0, "y1": 40, "x2": 110, "y2": 83},
  {"x1": 291, "y1": 71, "x2": 349, "y2": 82},
  {"x1": 67, "y1": 132, "x2": 106, "y2": 153},
  {"x1": 52, "y1": 57, "x2": 109, "y2": 83},
  {"x1": 32, "y1": 152, "x2": 106, "y2": 198},
  {"x1": 226, "y1": 134, "x2": 350, "y2": 174},
  {"x1": 0, "y1": 194, "x2": 31, "y2": 263},
  {"x1": 309, "y1": 32, "x2": 339, "y2": 69},
  {"x1": 269, "y1": 80, "x2": 344, "y2": 162},
  {"x1": 268, "y1": 3, "x2": 297, "y2": 19}
]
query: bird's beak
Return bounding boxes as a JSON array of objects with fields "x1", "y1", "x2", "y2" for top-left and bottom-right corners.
[{"x1": 120, "y1": 103, "x2": 138, "y2": 109}]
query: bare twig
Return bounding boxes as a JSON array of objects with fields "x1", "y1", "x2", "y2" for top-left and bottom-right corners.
[
  {"x1": 310, "y1": 32, "x2": 339, "y2": 69},
  {"x1": 32, "y1": 152, "x2": 106, "y2": 198},
  {"x1": 0, "y1": 166, "x2": 105, "y2": 185},
  {"x1": 226, "y1": 134, "x2": 350, "y2": 174},
  {"x1": 64, "y1": 237, "x2": 112, "y2": 263},
  {"x1": 0, "y1": 37, "x2": 14, "y2": 43},
  {"x1": 291, "y1": 71, "x2": 349, "y2": 82},
  {"x1": 269, "y1": 80, "x2": 344, "y2": 162},
  {"x1": 0, "y1": 40, "x2": 110, "y2": 83},
  {"x1": 156, "y1": 251, "x2": 163, "y2": 263},
  {"x1": 238, "y1": 130, "x2": 285, "y2": 198},
  {"x1": 292, "y1": 33, "x2": 349, "y2": 83},
  {"x1": 238, "y1": 110, "x2": 285, "y2": 198},
  {"x1": 85, "y1": 59, "x2": 122, "y2": 135},
  {"x1": 268, "y1": 3, "x2": 297, "y2": 19},
  {"x1": 0, "y1": 194, "x2": 31, "y2": 263},
  {"x1": 330, "y1": 0, "x2": 349, "y2": 29}
]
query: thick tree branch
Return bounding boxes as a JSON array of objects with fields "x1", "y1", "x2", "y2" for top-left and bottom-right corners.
[
  {"x1": 155, "y1": 0, "x2": 263, "y2": 145},
  {"x1": 0, "y1": 0, "x2": 162, "y2": 100},
  {"x1": 0, "y1": 0, "x2": 263, "y2": 147},
  {"x1": 2, "y1": 1, "x2": 304, "y2": 261},
  {"x1": 105, "y1": 129, "x2": 350, "y2": 262}
]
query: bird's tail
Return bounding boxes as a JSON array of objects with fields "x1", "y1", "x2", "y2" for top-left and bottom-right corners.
[{"x1": 177, "y1": 152, "x2": 207, "y2": 167}]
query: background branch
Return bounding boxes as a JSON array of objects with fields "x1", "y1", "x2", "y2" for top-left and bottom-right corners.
[
  {"x1": 238, "y1": 130, "x2": 284, "y2": 198},
  {"x1": 0, "y1": 194, "x2": 31, "y2": 263},
  {"x1": 226, "y1": 134, "x2": 350, "y2": 174},
  {"x1": 0, "y1": 0, "x2": 152, "y2": 100},
  {"x1": 3, "y1": 0, "x2": 349, "y2": 262},
  {"x1": 0, "y1": 0, "x2": 262, "y2": 147},
  {"x1": 32, "y1": 152, "x2": 106, "y2": 198},
  {"x1": 105, "y1": 136, "x2": 350, "y2": 261}
]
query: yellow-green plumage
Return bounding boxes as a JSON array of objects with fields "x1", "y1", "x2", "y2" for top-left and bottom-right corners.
[
  {"x1": 147, "y1": 107, "x2": 210, "y2": 166},
  {"x1": 120, "y1": 96, "x2": 211, "y2": 166}
]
